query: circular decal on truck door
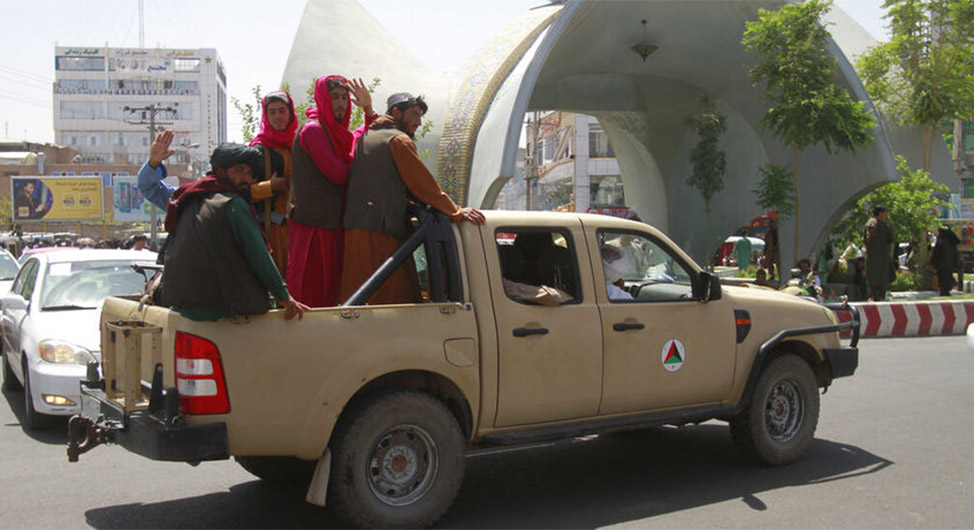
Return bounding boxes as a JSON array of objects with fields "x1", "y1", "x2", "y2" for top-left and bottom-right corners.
[{"x1": 661, "y1": 339, "x2": 686, "y2": 372}]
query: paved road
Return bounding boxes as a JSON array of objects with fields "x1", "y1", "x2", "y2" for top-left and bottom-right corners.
[{"x1": 1, "y1": 336, "x2": 972, "y2": 528}]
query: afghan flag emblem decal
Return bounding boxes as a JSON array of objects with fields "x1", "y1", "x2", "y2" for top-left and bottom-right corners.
[{"x1": 661, "y1": 339, "x2": 686, "y2": 372}]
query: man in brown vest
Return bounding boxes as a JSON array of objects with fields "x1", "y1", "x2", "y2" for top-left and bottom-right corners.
[{"x1": 339, "y1": 92, "x2": 485, "y2": 304}]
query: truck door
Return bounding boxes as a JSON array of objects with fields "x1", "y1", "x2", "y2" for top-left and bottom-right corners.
[
  {"x1": 594, "y1": 229, "x2": 736, "y2": 415},
  {"x1": 490, "y1": 224, "x2": 603, "y2": 427}
]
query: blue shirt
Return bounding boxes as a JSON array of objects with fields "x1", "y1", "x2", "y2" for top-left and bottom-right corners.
[{"x1": 137, "y1": 161, "x2": 175, "y2": 210}]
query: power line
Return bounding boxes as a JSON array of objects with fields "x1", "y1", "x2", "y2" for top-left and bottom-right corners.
[
  {"x1": 0, "y1": 92, "x2": 51, "y2": 109},
  {"x1": 0, "y1": 64, "x2": 52, "y2": 84},
  {"x1": 0, "y1": 72, "x2": 51, "y2": 91},
  {"x1": 0, "y1": 87, "x2": 50, "y2": 105}
]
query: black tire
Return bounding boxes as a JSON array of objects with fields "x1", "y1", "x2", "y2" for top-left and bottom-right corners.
[
  {"x1": 730, "y1": 354, "x2": 819, "y2": 465},
  {"x1": 2, "y1": 349, "x2": 22, "y2": 392},
  {"x1": 328, "y1": 390, "x2": 465, "y2": 528},
  {"x1": 235, "y1": 456, "x2": 316, "y2": 483},
  {"x1": 22, "y1": 358, "x2": 51, "y2": 431}
]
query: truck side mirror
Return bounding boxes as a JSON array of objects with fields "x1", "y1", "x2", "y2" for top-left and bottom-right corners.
[{"x1": 697, "y1": 271, "x2": 722, "y2": 302}]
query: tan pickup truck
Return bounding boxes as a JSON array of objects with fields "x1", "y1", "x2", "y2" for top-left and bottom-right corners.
[{"x1": 68, "y1": 209, "x2": 859, "y2": 528}]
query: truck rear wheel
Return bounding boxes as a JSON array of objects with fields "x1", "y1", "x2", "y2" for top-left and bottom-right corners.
[
  {"x1": 730, "y1": 354, "x2": 819, "y2": 465},
  {"x1": 235, "y1": 456, "x2": 316, "y2": 483},
  {"x1": 328, "y1": 390, "x2": 464, "y2": 528}
]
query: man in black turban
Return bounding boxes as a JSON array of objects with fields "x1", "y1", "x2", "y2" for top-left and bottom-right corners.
[{"x1": 159, "y1": 143, "x2": 309, "y2": 321}]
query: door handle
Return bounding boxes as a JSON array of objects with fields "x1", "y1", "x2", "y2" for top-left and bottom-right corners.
[
  {"x1": 513, "y1": 327, "x2": 549, "y2": 337},
  {"x1": 612, "y1": 322, "x2": 645, "y2": 332}
]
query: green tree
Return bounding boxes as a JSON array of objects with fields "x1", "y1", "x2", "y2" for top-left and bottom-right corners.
[
  {"x1": 857, "y1": 0, "x2": 974, "y2": 171},
  {"x1": 831, "y1": 155, "x2": 949, "y2": 278},
  {"x1": 743, "y1": 0, "x2": 876, "y2": 265},
  {"x1": 685, "y1": 92, "x2": 728, "y2": 252},
  {"x1": 753, "y1": 163, "x2": 796, "y2": 219},
  {"x1": 230, "y1": 84, "x2": 264, "y2": 143}
]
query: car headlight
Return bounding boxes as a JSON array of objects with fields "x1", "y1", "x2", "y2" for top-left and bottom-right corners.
[{"x1": 38, "y1": 339, "x2": 96, "y2": 365}]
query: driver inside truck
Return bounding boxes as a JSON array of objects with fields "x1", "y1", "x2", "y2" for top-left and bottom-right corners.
[{"x1": 601, "y1": 244, "x2": 634, "y2": 301}]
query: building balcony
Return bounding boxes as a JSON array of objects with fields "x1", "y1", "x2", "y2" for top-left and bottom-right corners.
[{"x1": 54, "y1": 87, "x2": 199, "y2": 96}]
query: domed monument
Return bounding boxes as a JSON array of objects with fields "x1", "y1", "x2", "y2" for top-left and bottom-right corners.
[{"x1": 282, "y1": 0, "x2": 954, "y2": 263}]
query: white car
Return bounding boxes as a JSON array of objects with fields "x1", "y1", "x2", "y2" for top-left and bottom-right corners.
[
  {"x1": 1, "y1": 249, "x2": 156, "y2": 429},
  {"x1": 0, "y1": 249, "x2": 20, "y2": 295}
]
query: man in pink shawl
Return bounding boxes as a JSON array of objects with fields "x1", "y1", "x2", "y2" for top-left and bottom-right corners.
[{"x1": 287, "y1": 75, "x2": 375, "y2": 307}]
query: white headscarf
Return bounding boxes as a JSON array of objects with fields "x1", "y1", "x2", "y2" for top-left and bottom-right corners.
[{"x1": 601, "y1": 245, "x2": 631, "y2": 284}]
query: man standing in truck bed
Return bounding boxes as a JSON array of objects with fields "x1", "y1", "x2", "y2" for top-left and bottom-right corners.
[
  {"x1": 339, "y1": 92, "x2": 485, "y2": 304},
  {"x1": 159, "y1": 143, "x2": 309, "y2": 321}
]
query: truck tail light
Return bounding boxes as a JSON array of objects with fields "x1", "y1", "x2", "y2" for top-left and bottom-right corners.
[{"x1": 174, "y1": 332, "x2": 230, "y2": 415}]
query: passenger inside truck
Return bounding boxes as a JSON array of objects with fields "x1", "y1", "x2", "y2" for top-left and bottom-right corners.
[{"x1": 496, "y1": 229, "x2": 578, "y2": 305}]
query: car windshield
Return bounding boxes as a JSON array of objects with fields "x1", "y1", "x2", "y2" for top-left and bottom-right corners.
[
  {"x1": 40, "y1": 260, "x2": 150, "y2": 310},
  {"x1": 0, "y1": 253, "x2": 19, "y2": 281}
]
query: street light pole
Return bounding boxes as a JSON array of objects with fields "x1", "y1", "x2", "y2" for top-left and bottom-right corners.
[{"x1": 124, "y1": 103, "x2": 176, "y2": 247}]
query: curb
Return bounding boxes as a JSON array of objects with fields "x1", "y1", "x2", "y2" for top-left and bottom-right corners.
[{"x1": 833, "y1": 300, "x2": 974, "y2": 338}]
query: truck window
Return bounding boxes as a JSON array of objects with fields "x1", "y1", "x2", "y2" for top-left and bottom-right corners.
[
  {"x1": 496, "y1": 229, "x2": 579, "y2": 305},
  {"x1": 598, "y1": 230, "x2": 694, "y2": 303}
]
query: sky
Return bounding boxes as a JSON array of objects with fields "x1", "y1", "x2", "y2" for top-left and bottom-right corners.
[{"x1": 0, "y1": 0, "x2": 888, "y2": 145}]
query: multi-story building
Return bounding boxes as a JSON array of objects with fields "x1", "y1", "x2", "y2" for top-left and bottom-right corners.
[
  {"x1": 53, "y1": 46, "x2": 226, "y2": 172},
  {"x1": 498, "y1": 112, "x2": 622, "y2": 213}
]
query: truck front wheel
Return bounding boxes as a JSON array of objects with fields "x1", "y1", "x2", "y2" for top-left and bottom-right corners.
[
  {"x1": 328, "y1": 390, "x2": 464, "y2": 528},
  {"x1": 730, "y1": 354, "x2": 819, "y2": 465}
]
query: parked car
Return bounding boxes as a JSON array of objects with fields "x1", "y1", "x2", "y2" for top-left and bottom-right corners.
[
  {"x1": 0, "y1": 249, "x2": 21, "y2": 295},
  {"x1": 17, "y1": 246, "x2": 80, "y2": 266},
  {"x1": 1, "y1": 249, "x2": 156, "y2": 429}
]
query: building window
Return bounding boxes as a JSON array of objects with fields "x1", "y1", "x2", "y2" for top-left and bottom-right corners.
[
  {"x1": 56, "y1": 79, "x2": 106, "y2": 93},
  {"x1": 56, "y1": 56, "x2": 105, "y2": 71},
  {"x1": 590, "y1": 175, "x2": 625, "y2": 207},
  {"x1": 84, "y1": 133, "x2": 105, "y2": 147},
  {"x1": 174, "y1": 80, "x2": 198, "y2": 93},
  {"x1": 59, "y1": 101, "x2": 104, "y2": 119},
  {"x1": 174, "y1": 102, "x2": 193, "y2": 120},
  {"x1": 174, "y1": 58, "x2": 200, "y2": 72},
  {"x1": 589, "y1": 124, "x2": 615, "y2": 158},
  {"x1": 543, "y1": 137, "x2": 555, "y2": 162}
]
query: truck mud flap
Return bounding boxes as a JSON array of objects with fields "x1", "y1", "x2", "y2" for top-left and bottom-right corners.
[{"x1": 823, "y1": 347, "x2": 858, "y2": 379}]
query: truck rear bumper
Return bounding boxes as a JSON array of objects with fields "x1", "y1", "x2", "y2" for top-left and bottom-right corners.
[
  {"x1": 823, "y1": 347, "x2": 858, "y2": 379},
  {"x1": 71, "y1": 388, "x2": 229, "y2": 463}
]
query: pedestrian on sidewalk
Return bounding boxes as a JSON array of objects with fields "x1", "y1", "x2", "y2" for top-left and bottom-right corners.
[
  {"x1": 864, "y1": 205, "x2": 895, "y2": 302},
  {"x1": 931, "y1": 226, "x2": 960, "y2": 296}
]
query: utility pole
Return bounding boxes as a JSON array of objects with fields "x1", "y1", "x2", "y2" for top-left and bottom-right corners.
[
  {"x1": 124, "y1": 103, "x2": 176, "y2": 246},
  {"x1": 953, "y1": 118, "x2": 965, "y2": 290},
  {"x1": 524, "y1": 111, "x2": 541, "y2": 211}
]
